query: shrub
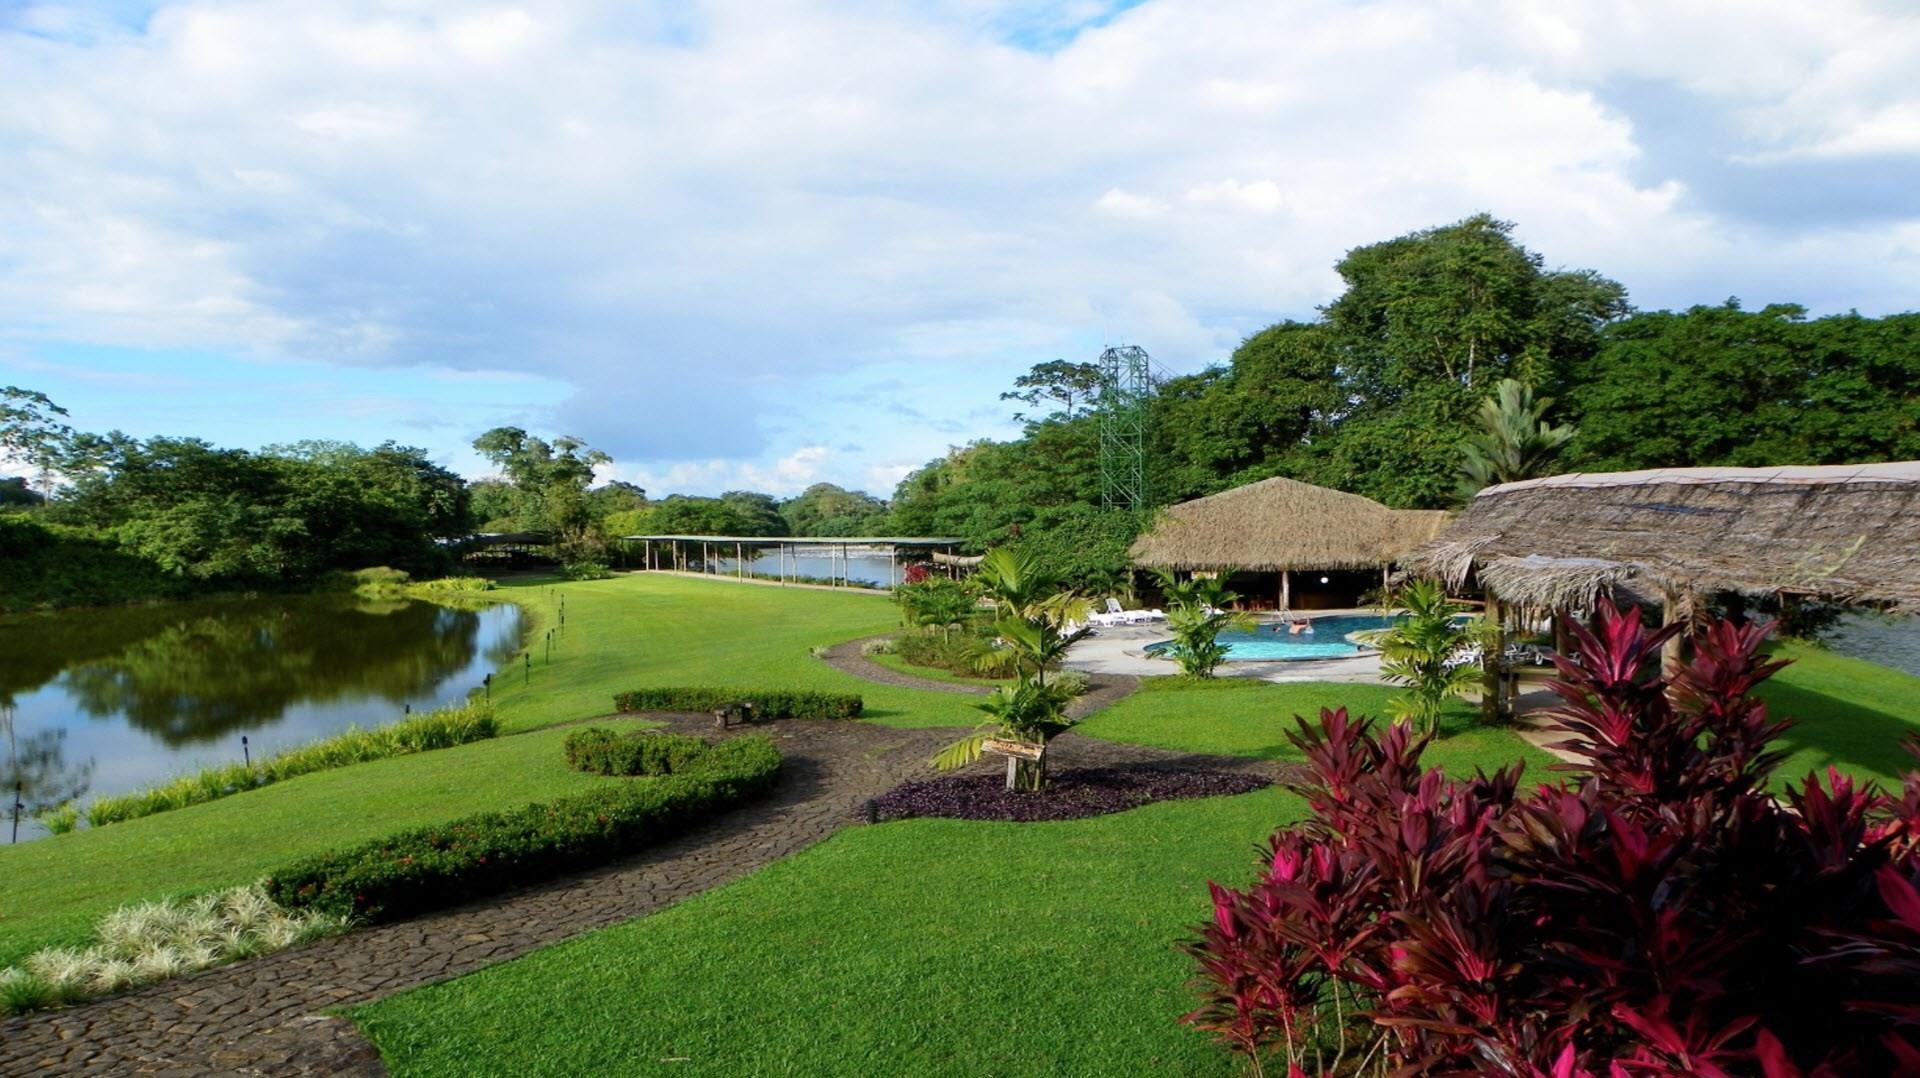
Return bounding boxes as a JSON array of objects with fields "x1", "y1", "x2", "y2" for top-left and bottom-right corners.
[
  {"x1": 88, "y1": 703, "x2": 499, "y2": 826},
  {"x1": 407, "y1": 575, "x2": 496, "y2": 594},
  {"x1": 1183, "y1": 601, "x2": 1920, "y2": 1075},
  {"x1": 861, "y1": 637, "x2": 897, "y2": 656},
  {"x1": 563, "y1": 560, "x2": 612, "y2": 581},
  {"x1": 36, "y1": 801, "x2": 80, "y2": 835},
  {"x1": 266, "y1": 735, "x2": 782, "y2": 922},
  {"x1": 564, "y1": 729, "x2": 710, "y2": 776},
  {"x1": 0, "y1": 885, "x2": 345, "y2": 1016},
  {"x1": 612, "y1": 688, "x2": 862, "y2": 720}
]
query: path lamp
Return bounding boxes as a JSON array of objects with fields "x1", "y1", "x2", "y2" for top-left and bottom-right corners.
[
  {"x1": 483, "y1": 673, "x2": 492, "y2": 702},
  {"x1": 10, "y1": 782, "x2": 21, "y2": 844},
  {"x1": 241, "y1": 735, "x2": 251, "y2": 768},
  {"x1": 524, "y1": 652, "x2": 531, "y2": 686}
]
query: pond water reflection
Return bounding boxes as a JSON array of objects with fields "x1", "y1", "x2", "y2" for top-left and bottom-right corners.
[{"x1": 0, "y1": 594, "x2": 523, "y2": 839}]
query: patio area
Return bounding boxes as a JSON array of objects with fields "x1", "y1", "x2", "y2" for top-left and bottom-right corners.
[{"x1": 1064, "y1": 613, "x2": 1388, "y2": 683}]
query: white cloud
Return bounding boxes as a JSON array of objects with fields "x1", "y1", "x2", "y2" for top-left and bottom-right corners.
[{"x1": 0, "y1": 0, "x2": 1916, "y2": 495}]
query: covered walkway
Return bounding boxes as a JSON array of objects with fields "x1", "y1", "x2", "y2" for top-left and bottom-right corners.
[{"x1": 619, "y1": 534, "x2": 966, "y2": 589}]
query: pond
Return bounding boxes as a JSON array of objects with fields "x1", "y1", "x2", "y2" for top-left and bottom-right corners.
[
  {"x1": 0, "y1": 594, "x2": 524, "y2": 841},
  {"x1": 1828, "y1": 612, "x2": 1920, "y2": 678}
]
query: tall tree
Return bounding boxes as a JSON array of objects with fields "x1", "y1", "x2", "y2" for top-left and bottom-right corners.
[
  {"x1": 470, "y1": 428, "x2": 609, "y2": 537},
  {"x1": 1000, "y1": 360, "x2": 1106, "y2": 423},
  {"x1": 1564, "y1": 303, "x2": 1920, "y2": 470},
  {"x1": 1457, "y1": 378, "x2": 1576, "y2": 497},
  {"x1": 0, "y1": 387, "x2": 73, "y2": 500}
]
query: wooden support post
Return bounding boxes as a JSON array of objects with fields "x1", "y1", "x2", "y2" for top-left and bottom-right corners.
[
  {"x1": 1481, "y1": 594, "x2": 1506, "y2": 725},
  {"x1": 1280, "y1": 570, "x2": 1291, "y2": 611},
  {"x1": 780, "y1": 544, "x2": 787, "y2": 585},
  {"x1": 736, "y1": 541, "x2": 744, "y2": 580},
  {"x1": 1660, "y1": 588, "x2": 1686, "y2": 675},
  {"x1": 889, "y1": 545, "x2": 897, "y2": 588}
]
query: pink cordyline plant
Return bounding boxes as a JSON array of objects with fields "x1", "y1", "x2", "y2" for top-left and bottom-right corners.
[{"x1": 1182, "y1": 599, "x2": 1920, "y2": 1076}]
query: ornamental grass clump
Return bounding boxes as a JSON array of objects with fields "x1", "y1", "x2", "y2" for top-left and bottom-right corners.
[
  {"x1": 87, "y1": 703, "x2": 498, "y2": 826},
  {"x1": 1183, "y1": 600, "x2": 1920, "y2": 1076},
  {"x1": 0, "y1": 885, "x2": 347, "y2": 1015}
]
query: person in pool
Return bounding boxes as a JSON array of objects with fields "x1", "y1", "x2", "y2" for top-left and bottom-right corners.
[{"x1": 1276, "y1": 617, "x2": 1314, "y2": 635}]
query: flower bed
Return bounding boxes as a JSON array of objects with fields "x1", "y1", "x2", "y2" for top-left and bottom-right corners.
[{"x1": 867, "y1": 767, "x2": 1270, "y2": 823}]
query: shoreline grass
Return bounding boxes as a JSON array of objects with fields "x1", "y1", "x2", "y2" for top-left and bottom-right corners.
[{"x1": 85, "y1": 703, "x2": 499, "y2": 828}]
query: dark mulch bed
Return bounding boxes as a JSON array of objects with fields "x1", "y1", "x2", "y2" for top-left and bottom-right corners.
[{"x1": 865, "y1": 766, "x2": 1272, "y2": 823}]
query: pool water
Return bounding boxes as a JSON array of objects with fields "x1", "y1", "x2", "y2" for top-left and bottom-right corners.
[{"x1": 1147, "y1": 614, "x2": 1404, "y2": 662}]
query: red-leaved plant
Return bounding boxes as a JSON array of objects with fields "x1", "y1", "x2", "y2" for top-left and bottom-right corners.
[{"x1": 1183, "y1": 600, "x2": 1920, "y2": 1076}]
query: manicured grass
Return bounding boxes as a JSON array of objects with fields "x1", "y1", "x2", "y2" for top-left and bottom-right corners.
[
  {"x1": 483, "y1": 574, "x2": 981, "y2": 731},
  {"x1": 353, "y1": 683, "x2": 1554, "y2": 1077},
  {"x1": 358, "y1": 789, "x2": 1294, "y2": 1077},
  {"x1": 1077, "y1": 677, "x2": 1561, "y2": 776},
  {"x1": 0, "y1": 720, "x2": 655, "y2": 966},
  {"x1": 1761, "y1": 640, "x2": 1920, "y2": 790},
  {"x1": 866, "y1": 648, "x2": 1012, "y2": 688}
]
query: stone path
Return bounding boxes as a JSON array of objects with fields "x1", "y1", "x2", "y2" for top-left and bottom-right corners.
[
  {"x1": 0, "y1": 709, "x2": 1228, "y2": 1077},
  {"x1": 815, "y1": 633, "x2": 991, "y2": 694},
  {"x1": 816, "y1": 633, "x2": 1143, "y2": 718}
]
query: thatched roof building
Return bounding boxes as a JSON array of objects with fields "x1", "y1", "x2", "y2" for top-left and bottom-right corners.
[
  {"x1": 1405, "y1": 462, "x2": 1920, "y2": 613},
  {"x1": 1129, "y1": 476, "x2": 1452, "y2": 572}
]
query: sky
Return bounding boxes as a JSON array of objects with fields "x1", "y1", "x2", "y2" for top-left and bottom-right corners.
[{"x1": 2, "y1": 0, "x2": 1917, "y2": 497}]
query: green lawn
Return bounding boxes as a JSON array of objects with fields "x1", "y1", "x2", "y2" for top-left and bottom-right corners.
[
  {"x1": 0, "y1": 574, "x2": 976, "y2": 965},
  {"x1": 485, "y1": 574, "x2": 981, "y2": 731},
  {"x1": 0, "y1": 720, "x2": 655, "y2": 966},
  {"x1": 1761, "y1": 640, "x2": 1920, "y2": 789},
  {"x1": 352, "y1": 682, "x2": 1554, "y2": 1077},
  {"x1": 866, "y1": 647, "x2": 1011, "y2": 688},
  {"x1": 1078, "y1": 676, "x2": 1561, "y2": 776}
]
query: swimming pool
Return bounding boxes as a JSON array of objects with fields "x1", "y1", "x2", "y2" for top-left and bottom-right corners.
[{"x1": 1145, "y1": 614, "x2": 1404, "y2": 662}]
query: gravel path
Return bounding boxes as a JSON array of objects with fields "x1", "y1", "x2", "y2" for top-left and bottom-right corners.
[
  {"x1": 0, "y1": 704, "x2": 1232, "y2": 1077},
  {"x1": 815, "y1": 633, "x2": 992, "y2": 694}
]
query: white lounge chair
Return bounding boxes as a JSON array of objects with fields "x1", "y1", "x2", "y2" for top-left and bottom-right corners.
[{"x1": 1104, "y1": 597, "x2": 1164, "y2": 624}]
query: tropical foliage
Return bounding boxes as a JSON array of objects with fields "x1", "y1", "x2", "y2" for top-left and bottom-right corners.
[
  {"x1": 931, "y1": 547, "x2": 1089, "y2": 789},
  {"x1": 1457, "y1": 377, "x2": 1576, "y2": 497},
  {"x1": 1359, "y1": 580, "x2": 1486, "y2": 732},
  {"x1": 1184, "y1": 602, "x2": 1920, "y2": 1075},
  {"x1": 1155, "y1": 570, "x2": 1254, "y2": 679}
]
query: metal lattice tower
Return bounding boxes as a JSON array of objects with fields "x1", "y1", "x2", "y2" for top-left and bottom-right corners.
[{"x1": 1097, "y1": 345, "x2": 1152, "y2": 511}]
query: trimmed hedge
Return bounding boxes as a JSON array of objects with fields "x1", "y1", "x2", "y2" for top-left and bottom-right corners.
[
  {"x1": 564, "y1": 729, "x2": 710, "y2": 776},
  {"x1": 263, "y1": 735, "x2": 781, "y2": 922},
  {"x1": 612, "y1": 687, "x2": 863, "y2": 721}
]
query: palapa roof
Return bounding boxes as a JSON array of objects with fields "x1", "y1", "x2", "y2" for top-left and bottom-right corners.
[
  {"x1": 1129, "y1": 476, "x2": 1453, "y2": 572},
  {"x1": 1403, "y1": 462, "x2": 1920, "y2": 612}
]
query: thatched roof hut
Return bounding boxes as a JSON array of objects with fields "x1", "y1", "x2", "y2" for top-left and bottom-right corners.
[
  {"x1": 1404, "y1": 462, "x2": 1920, "y2": 613},
  {"x1": 1129, "y1": 476, "x2": 1453, "y2": 572}
]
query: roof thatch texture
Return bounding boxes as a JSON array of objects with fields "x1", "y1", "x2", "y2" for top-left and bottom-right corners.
[
  {"x1": 1404, "y1": 462, "x2": 1920, "y2": 612},
  {"x1": 1129, "y1": 477, "x2": 1453, "y2": 572}
]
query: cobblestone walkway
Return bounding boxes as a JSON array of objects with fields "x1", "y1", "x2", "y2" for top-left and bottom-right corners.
[
  {"x1": 815, "y1": 633, "x2": 992, "y2": 694},
  {"x1": 0, "y1": 708, "x2": 1226, "y2": 1077}
]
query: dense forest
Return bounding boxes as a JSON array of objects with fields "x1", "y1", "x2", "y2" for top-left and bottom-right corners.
[{"x1": 4, "y1": 214, "x2": 1915, "y2": 609}]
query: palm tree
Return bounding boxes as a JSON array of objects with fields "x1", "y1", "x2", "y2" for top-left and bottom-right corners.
[
  {"x1": 1357, "y1": 580, "x2": 1489, "y2": 733},
  {"x1": 1152, "y1": 570, "x2": 1254, "y2": 679},
  {"x1": 931, "y1": 547, "x2": 1090, "y2": 789},
  {"x1": 1458, "y1": 378, "x2": 1575, "y2": 498}
]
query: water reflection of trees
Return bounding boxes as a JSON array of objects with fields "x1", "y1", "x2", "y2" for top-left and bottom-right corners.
[
  {"x1": 2, "y1": 706, "x2": 93, "y2": 813},
  {"x1": 0, "y1": 596, "x2": 520, "y2": 747}
]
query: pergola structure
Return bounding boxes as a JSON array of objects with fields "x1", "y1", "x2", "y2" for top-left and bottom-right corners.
[{"x1": 619, "y1": 534, "x2": 967, "y2": 588}]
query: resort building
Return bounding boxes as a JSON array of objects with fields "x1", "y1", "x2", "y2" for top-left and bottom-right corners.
[
  {"x1": 1406, "y1": 462, "x2": 1920, "y2": 620},
  {"x1": 1128, "y1": 476, "x2": 1452, "y2": 609}
]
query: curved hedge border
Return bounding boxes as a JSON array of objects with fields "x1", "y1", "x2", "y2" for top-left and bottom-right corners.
[
  {"x1": 564, "y1": 729, "x2": 710, "y2": 776},
  {"x1": 264, "y1": 735, "x2": 781, "y2": 922},
  {"x1": 612, "y1": 687, "x2": 863, "y2": 720}
]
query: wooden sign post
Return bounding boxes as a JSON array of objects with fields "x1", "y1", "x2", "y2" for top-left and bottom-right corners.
[{"x1": 982, "y1": 737, "x2": 1045, "y2": 790}]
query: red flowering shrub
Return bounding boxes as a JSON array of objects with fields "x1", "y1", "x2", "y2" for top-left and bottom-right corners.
[
  {"x1": 903, "y1": 562, "x2": 933, "y2": 584},
  {"x1": 1183, "y1": 600, "x2": 1920, "y2": 1075}
]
